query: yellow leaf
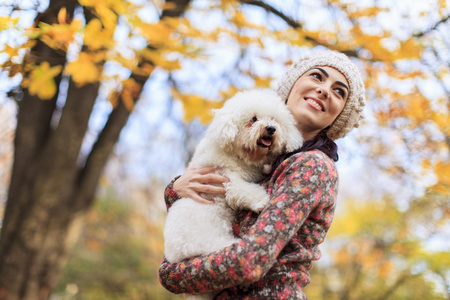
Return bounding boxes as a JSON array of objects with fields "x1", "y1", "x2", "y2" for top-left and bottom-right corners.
[
  {"x1": 439, "y1": 0, "x2": 447, "y2": 17},
  {"x1": 395, "y1": 38, "x2": 423, "y2": 59},
  {"x1": 0, "y1": 16, "x2": 18, "y2": 31},
  {"x1": 84, "y1": 18, "x2": 115, "y2": 50},
  {"x1": 78, "y1": 0, "x2": 118, "y2": 29},
  {"x1": 1, "y1": 45, "x2": 19, "y2": 58},
  {"x1": 141, "y1": 49, "x2": 180, "y2": 70},
  {"x1": 65, "y1": 52, "x2": 101, "y2": 85},
  {"x1": 136, "y1": 21, "x2": 175, "y2": 46},
  {"x1": 348, "y1": 7, "x2": 387, "y2": 18},
  {"x1": 173, "y1": 89, "x2": 223, "y2": 124},
  {"x1": 429, "y1": 161, "x2": 450, "y2": 195},
  {"x1": 94, "y1": 4, "x2": 117, "y2": 30},
  {"x1": 38, "y1": 18, "x2": 82, "y2": 51},
  {"x1": 254, "y1": 76, "x2": 273, "y2": 88},
  {"x1": 1, "y1": 40, "x2": 36, "y2": 59},
  {"x1": 219, "y1": 85, "x2": 239, "y2": 101},
  {"x1": 26, "y1": 62, "x2": 63, "y2": 100},
  {"x1": 58, "y1": 7, "x2": 68, "y2": 25}
]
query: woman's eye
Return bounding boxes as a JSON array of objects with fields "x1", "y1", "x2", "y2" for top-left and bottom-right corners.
[
  {"x1": 335, "y1": 88, "x2": 346, "y2": 98},
  {"x1": 311, "y1": 72, "x2": 322, "y2": 80},
  {"x1": 252, "y1": 116, "x2": 258, "y2": 122}
]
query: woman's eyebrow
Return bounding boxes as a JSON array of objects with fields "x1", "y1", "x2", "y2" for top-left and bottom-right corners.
[
  {"x1": 313, "y1": 67, "x2": 349, "y2": 91},
  {"x1": 336, "y1": 81, "x2": 349, "y2": 91},
  {"x1": 314, "y1": 67, "x2": 329, "y2": 77}
]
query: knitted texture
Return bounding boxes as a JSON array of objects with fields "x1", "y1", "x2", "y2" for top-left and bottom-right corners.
[{"x1": 277, "y1": 50, "x2": 366, "y2": 140}]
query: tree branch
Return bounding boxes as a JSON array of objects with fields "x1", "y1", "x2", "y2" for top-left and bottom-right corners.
[
  {"x1": 414, "y1": 15, "x2": 450, "y2": 37},
  {"x1": 73, "y1": 0, "x2": 193, "y2": 211},
  {"x1": 239, "y1": 0, "x2": 302, "y2": 29},
  {"x1": 161, "y1": 0, "x2": 191, "y2": 18},
  {"x1": 239, "y1": 0, "x2": 361, "y2": 56},
  {"x1": 73, "y1": 100, "x2": 132, "y2": 211}
]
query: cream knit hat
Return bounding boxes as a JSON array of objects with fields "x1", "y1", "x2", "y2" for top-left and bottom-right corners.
[{"x1": 277, "y1": 50, "x2": 366, "y2": 140}]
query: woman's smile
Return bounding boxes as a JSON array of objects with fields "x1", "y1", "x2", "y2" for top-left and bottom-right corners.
[{"x1": 305, "y1": 97, "x2": 324, "y2": 112}]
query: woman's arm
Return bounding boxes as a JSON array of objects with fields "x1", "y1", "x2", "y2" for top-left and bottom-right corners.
[
  {"x1": 164, "y1": 166, "x2": 229, "y2": 210},
  {"x1": 158, "y1": 151, "x2": 337, "y2": 294}
]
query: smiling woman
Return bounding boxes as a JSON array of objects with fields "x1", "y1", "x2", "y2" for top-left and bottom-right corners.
[
  {"x1": 285, "y1": 66, "x2": 350, "y2": 141},
  {"x1": 158, "y1": 50, "x2": 366, "y2": 300}
]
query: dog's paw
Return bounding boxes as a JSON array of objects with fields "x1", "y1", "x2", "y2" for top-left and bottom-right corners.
[{"x1": 249, "y1": 194, "x2": 270, "y2": 212}]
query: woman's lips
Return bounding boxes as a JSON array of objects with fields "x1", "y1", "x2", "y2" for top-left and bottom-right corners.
[{"x1": 305, "y1": 98, "x2": 324, "y2": 111}]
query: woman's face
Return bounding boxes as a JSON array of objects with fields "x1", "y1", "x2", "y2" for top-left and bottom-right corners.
[{"x1": 286, "y1": 66, "x2": 349, "y2": 141}]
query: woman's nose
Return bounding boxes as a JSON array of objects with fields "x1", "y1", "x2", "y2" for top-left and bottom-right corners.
[{"x1": 317, "y1": 87, "x2": 329, "y2": 99}]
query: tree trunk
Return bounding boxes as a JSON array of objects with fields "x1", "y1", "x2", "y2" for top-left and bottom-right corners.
[{"x1": 0, "y1": 0, "x2": 191, "y2": 299}]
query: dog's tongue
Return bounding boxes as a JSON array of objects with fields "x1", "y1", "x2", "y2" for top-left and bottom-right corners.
[{"x1": 261, "y1": 138, "x2": 272, "y2": 147}]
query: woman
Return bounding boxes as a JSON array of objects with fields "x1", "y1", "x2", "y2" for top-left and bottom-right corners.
[{"x1": 158, "y1": 50, "x2": 366, "y2": 299}]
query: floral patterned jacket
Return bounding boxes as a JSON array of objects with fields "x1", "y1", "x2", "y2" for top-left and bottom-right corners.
[{"x1": 158, "y1": 150, "x2": 338, "y2": 299}]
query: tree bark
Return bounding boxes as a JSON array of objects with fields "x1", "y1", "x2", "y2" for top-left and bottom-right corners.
[{"x1": 0, "y1": 0, "x2": 191, "y2": 299}]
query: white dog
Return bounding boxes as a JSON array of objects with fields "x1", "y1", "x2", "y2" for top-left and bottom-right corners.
[{"x1": 163, "y1": 89, "x2": 303, "y2": 299}]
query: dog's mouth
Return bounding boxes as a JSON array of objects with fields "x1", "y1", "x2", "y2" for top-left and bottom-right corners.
[{"x1": 257, "y1": 136, "x2": 273, "y2": 148}]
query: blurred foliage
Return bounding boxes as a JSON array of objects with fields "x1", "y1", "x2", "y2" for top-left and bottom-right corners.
[
  {"x1": 53, "y1": 195, "x2": 181, "y2": 300},
  {"x1": 54, "y1": 187, "x2": 448, "y2": 299},
  {"x1": 306, "y1": 192, "x2": 449, "y2": 300}
]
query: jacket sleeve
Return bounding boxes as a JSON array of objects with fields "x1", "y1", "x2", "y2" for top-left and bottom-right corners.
[
  {"x1": 158, "y1": 152, "x2": 337, "y2": 295},
  {"x1": 164, "y1": 176, "x2": 181, "y2": 211}
]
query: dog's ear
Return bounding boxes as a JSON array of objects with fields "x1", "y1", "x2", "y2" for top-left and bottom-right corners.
[{"x1": 204, "y1": 108, "x2": 239, "y2": 148}]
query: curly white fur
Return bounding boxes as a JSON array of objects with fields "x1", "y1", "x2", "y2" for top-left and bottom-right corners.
[{"x1": 163, "y1": 89, "x2": 303, "y2": 299}]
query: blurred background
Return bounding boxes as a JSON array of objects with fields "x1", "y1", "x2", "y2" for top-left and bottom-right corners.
[{"x1": 0, "y1": 0, "x2": 448, "y2": 299}]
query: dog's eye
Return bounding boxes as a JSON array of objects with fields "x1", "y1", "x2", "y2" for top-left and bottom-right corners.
[{"x1": 251, "y1": 116, "x2": 258, "y2": 122}]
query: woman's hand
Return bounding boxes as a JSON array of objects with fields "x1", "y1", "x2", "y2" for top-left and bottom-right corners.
[{"x1": 173, "y1": 166, "x2": 229, "y2": 204}]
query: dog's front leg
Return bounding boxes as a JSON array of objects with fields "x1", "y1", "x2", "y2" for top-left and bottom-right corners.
[{"x1": 224, "y1": 173, "x2": 270, "y2": 212}]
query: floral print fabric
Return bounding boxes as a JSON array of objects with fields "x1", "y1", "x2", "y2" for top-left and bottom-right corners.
[{"x1": 158, "y1": 150, "x2": 338, "y2": 299}]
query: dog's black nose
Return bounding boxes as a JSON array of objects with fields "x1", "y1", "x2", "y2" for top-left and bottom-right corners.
[{"x1": 266, "y1": 126, "x2": 276, "y2": 135}]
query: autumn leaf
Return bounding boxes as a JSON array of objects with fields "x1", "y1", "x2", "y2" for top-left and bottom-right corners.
[
  {"x1": 395, "y1": 38, "x2": 423, "y2": 59},
  {"x1": 429, "y1": 160, "x2": 450, "y2": 195},
  {"x1": 172, "y1": 89, "x2": 223, "y2": 124},
  {"x1": 141, "y1": 48, "x2": 181, "y2": 70},
  {"x1": 38, "y1": 18, "x2": 82, "y2": 51},
  {"x1": 0, "y1": 16, "x2": 18, "y2": 31},
  {"x1": 24, "y1": 62, "x2": 63, "y2": 100},
  {"x1": 78, "y1": 0, "x2": 118, "y2": 30},
  {"x1": 65, "y1": 52, "x2": 102, "y2": 85},
  {"x1": 220, "y1": 86, "x2": 239, "y2": 100},
  {"x1": 348, "y1": 7, "x2": 388, "y2": 18},
  {"x1": 135, "y1": 20, "x2": 175, "y2": 47},
  {"x1": 84, "y1": 18, "x2": 115, "y2": 50},
  {"x1": 254, "y1": 76, "x2": 273, "y2": 88},
  {"x1": 1, "y1": 45, "x2": 20, "y2": 58}
]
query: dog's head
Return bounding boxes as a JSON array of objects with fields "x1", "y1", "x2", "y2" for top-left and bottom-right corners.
[{"x1": 205, "y1": 89, "x2": 303, "y2": 167}]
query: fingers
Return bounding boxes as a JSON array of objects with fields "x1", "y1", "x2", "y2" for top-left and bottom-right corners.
[
  {"x1": 187, "y1": 193, "x2": 215, "y2": 205},
  {"x1": 194, "y1": 174, "x2": 229, "y2": 185},
  {"x1": 173, "y1": 166, "x2": 229, "y2": 204},
  {"x1": 189, "y1": 182, "x2": 226, "y2": 195},
  {"x1": 189, "y1": 166, "x2": 229, "y2": 184}
]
